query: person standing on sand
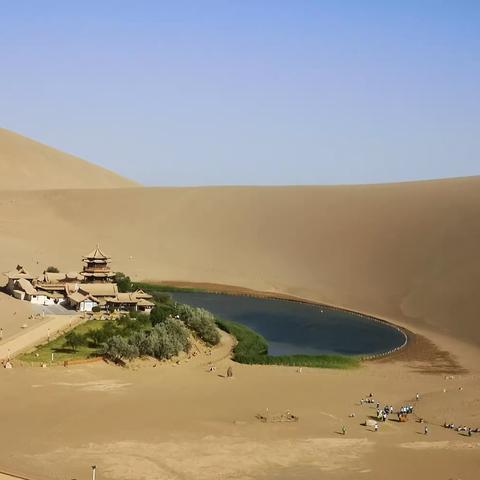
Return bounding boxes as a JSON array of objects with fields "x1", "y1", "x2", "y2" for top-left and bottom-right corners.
[
  {"x1": 342, "y1": 425, "x2": 346, "y2": 435},
  {"x1": 227, "y1": 366, "x2": 233, "y2": 378},
  {"x1": 374, "y1": 423, "x2": 378, "y2": 432},
  {"x1": 424, "y1": 425, "x2": 428, "y2": 435}
]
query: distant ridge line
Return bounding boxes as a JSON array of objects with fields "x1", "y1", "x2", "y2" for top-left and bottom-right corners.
[{"x1": 0, "y1": 128, "x2": 139, "y2": 190}]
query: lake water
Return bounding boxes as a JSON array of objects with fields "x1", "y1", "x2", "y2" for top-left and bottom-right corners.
[{"x1": 171, "y1": 292, "x2": 406, "y2": 357}]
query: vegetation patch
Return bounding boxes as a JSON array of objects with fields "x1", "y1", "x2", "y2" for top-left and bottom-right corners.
[
  {"x1": 134, "y1": 281, "x2": 208, "y2": 294},
  {"x1": 22, "y1": 281, "x2": 359, "y2": 369},
  {"x1": 20, "y1": 294, "x2": 221, "y2": 365},
  {"x1": 19, "y1": 320, "x2": 104, "y2": 364},
  {"x1": 176, "y1": 304, "x2": 220, "y2": 346}
]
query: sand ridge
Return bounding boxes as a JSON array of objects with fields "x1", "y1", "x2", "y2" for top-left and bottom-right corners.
[
  {"x1": 1, "y1": 177, "x2": 480, "y2": 349},
  {"x1": 0, "y1": 128, "x2": 139, "y2": 190},
  {"x1": 0, "y1": 133, "x2": 479, "y2": 479}
]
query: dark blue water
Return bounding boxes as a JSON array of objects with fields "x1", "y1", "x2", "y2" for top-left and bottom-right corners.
[{"x1": 171, "y1": 292, "x2": 405, "y2": 356}]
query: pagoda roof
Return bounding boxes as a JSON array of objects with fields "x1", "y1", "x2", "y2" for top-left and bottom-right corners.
[
  {"x1": 79, "y1": 283, "x2": 118, "y2": 297},
  {"x1": 4, "y1": 265, "x2": 36, "y2": 280},
  {"x1": 16, "y1": 278, "x2": 38, "y2": 295},
  {"x1": 68, "y1": 291, "x2": 99, "y2": 304},
  {"x1": 106, "y1": 293, "x2": 138, "y2": 304},
  {"x1": 82, "y1": 272, "x2": 114, "y2": 277},
  {"x1": 132, "y1": 289, "x2": 154, "y2": 300},
  {"x1": 82, "y1": 245, "x2": 111, "y2": 261},
  {"x1": 137, "y1": 298, "x2": 155, "y2": 307}
]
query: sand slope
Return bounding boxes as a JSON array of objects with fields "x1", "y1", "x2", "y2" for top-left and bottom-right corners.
[
  {"x1": 0, "y1": 177, "x2": 479, "y2": 347},
  {"x1": 1, "y1": 134, "x2": 480, "y2": 480},
  {"x1": 0, "y1": 128, "x2": 139, "y2": 190}
]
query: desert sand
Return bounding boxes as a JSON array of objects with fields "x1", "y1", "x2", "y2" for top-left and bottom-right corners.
[
  {"x1": 0, "y1": 130, "x2": 479, "y2": 479},
  {"x1": 0, "y1": 129, "x2": 138, "y2": 190}
]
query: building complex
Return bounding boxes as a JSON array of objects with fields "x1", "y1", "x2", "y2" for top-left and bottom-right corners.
[{"x1": 3, "y1": 246, "x2": 155, "y2": 313}]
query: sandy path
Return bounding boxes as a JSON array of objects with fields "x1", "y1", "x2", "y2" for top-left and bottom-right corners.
[
  {"x1": 0, "y1": 314, "x2": 84, "y2": 361},
  {"x1": 0, "y1": 472, "x2": 35, "y2": 480}
]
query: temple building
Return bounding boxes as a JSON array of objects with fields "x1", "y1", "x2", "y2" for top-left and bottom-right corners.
[
  {"x1": 3, "y1": 246, "x2": 155, "y2": 314},
  {"x1": 4, "y1": 265, "x2": 36, "y2": 294},
  {"x1": 81, "y1": 245, "x2": 115, "y2": 283}
]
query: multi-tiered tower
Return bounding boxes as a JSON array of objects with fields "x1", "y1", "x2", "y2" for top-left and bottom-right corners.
[{"x1": 81, "y1": 245, "x2": 115, "y2": 283}]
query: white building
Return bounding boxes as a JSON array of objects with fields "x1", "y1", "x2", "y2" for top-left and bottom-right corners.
[{"x1": 67, "y1": 291, "x2": 99, "y2": 312}]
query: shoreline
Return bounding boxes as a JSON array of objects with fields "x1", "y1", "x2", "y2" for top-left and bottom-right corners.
[{"x1": 141, "y1": 280, "x2": 410, "y2": 361}]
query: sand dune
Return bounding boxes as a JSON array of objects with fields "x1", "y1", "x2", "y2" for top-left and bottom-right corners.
[
  {"x1": 0, "y1": 128, "x2": 138, "y2": 190},
  {"x1": 0, "y1": 177, "x2": 479, "y2": 347},
  {"x1": 1, "y1": 133, "x2": 480, "y2": 480}
]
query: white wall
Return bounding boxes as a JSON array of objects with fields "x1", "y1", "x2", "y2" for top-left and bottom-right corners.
[
  {"x1": 79, "y1": 300, "x2": 97, "y2": 312},
  {"x1": 30, "y1": 295, "x2": 48, "y2": 305}
]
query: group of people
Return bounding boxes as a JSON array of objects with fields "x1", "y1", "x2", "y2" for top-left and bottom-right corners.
[
  {"x1": 360, "y1": 393, "x2": 377, "y2": 405},
  {"x1": 359, "y1": 392, "x2": 421, "y2": 430},
  {"x1": 377, "y1": 405, "x2": 393, "y2": 422},
  {"x1": 397, "y1": 404, "x2": 414, "y2": 421},
  {"x1": 444, "y1": 423, "x2": 478, "y2": 436}
]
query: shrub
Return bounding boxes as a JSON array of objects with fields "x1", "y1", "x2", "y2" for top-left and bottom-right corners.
[
  {"x1": 128, "y1": 312, "x2": 151, "y2": 327},
  {"x1": 116, "y1": 314, "x2": 145, "y2": 334},
  {"x1": 216, "y1": 318, "x2": 267, "y2": 361},
  {"x1": 64, "y1": 331, "x2": 85, "y2": 352},
  {"x1": 92, "y1": 306, "x2": 101, "y2": 313},
  {"x1": 101, "y1": 335, "x2": 139, "y2": 361},
  {"x1": 46, "y1": 266, "x2": 60, "y2": 273},
  {"x1": 150, "y1": 318, "x2": 191, "y2": 359},
  {"x1": 164, "y1": 316, "x2": 191, "y2": 350},
  {"x1": 150, "y1": 303, "x2": 177, "y2": 326},
  {"x1": 99, "y1": 318, "x2": 190, "y2": 362},
  {"x1": 177, "y1": 304, "x2": 220, "y2": 346},
  {"x1": 114, "y1": 272, "x2": 133, "y2": 293},
  {"x1": 128, "y1": 318, "x2": 190, "y2": 359},
  {"x1": 151, "y1": 291, "x2": 172, "y2": 304},
  {"x1": 88, "y1": 321, "x2": 122, "y2": 346}
]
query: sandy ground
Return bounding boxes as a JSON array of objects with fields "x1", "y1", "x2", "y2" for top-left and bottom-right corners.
[
  {"x1": 0, "y1": 312, "x2": 84, "y2": 362},
  {"x1": 0, "y1": 332, "x2": 479, "y2": 480},
  {"x1": 0, "y1": 134, "x2": 479, "y2": 479},
  {"x1": 0, "y1": 294, "x2": 34, "y2": 342},
  {"x1": 0, "y1": 293, "x2": 85, "y2": 361}
]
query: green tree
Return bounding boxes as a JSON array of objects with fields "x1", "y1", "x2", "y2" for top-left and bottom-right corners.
[
  {"x1": 114, "y1": 272, "x2": 133, "y2": 293},
  {"x1": 151, "y1": 291, "x2": 172, "y2": 304},
  {"x1": 127, "y1": 318, "x2": 190, "y2": 360},
  {"x1": 88, "y1": 321, "x2": 121, "y2": 346},
  {"x1": 101, "y1": 335, "x2": 139, "y2": 361},
  {"x1": 46, "y1": 266, "x2": 60, "y2": 273},
  {"x1": 150, "y1": 303, "x2": 177, "y2": 326},
  {"x1": 177, "y1": 305, "x2": 220, "y2": 346},
  {"x1": 64, "y1": 331, "x2": 84, "y2": 352}
]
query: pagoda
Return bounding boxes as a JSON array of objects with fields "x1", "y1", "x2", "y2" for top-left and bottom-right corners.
[{"x1": 81, "y1": 245, "x2": 115, "y2": 283}]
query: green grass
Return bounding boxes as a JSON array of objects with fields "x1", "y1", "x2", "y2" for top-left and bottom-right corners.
[
  {"x1": 19, "y1": 320, "x2": 104, "y2": 364},
  {"x1": 216, "y1": 318, "x2": 360, "y2": 369},
  {"x1": 133, "y1": 281, "x2": 208, "y2": 294}
]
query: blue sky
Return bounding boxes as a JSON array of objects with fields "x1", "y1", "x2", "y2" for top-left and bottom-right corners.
[{"x1": 1, "y1": 1, "x2": 479, "y2": 186}]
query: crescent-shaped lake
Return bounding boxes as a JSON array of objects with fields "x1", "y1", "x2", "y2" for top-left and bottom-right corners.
[{"x1": 171, "y1": 292, "x2": 406, "y2": 357}]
